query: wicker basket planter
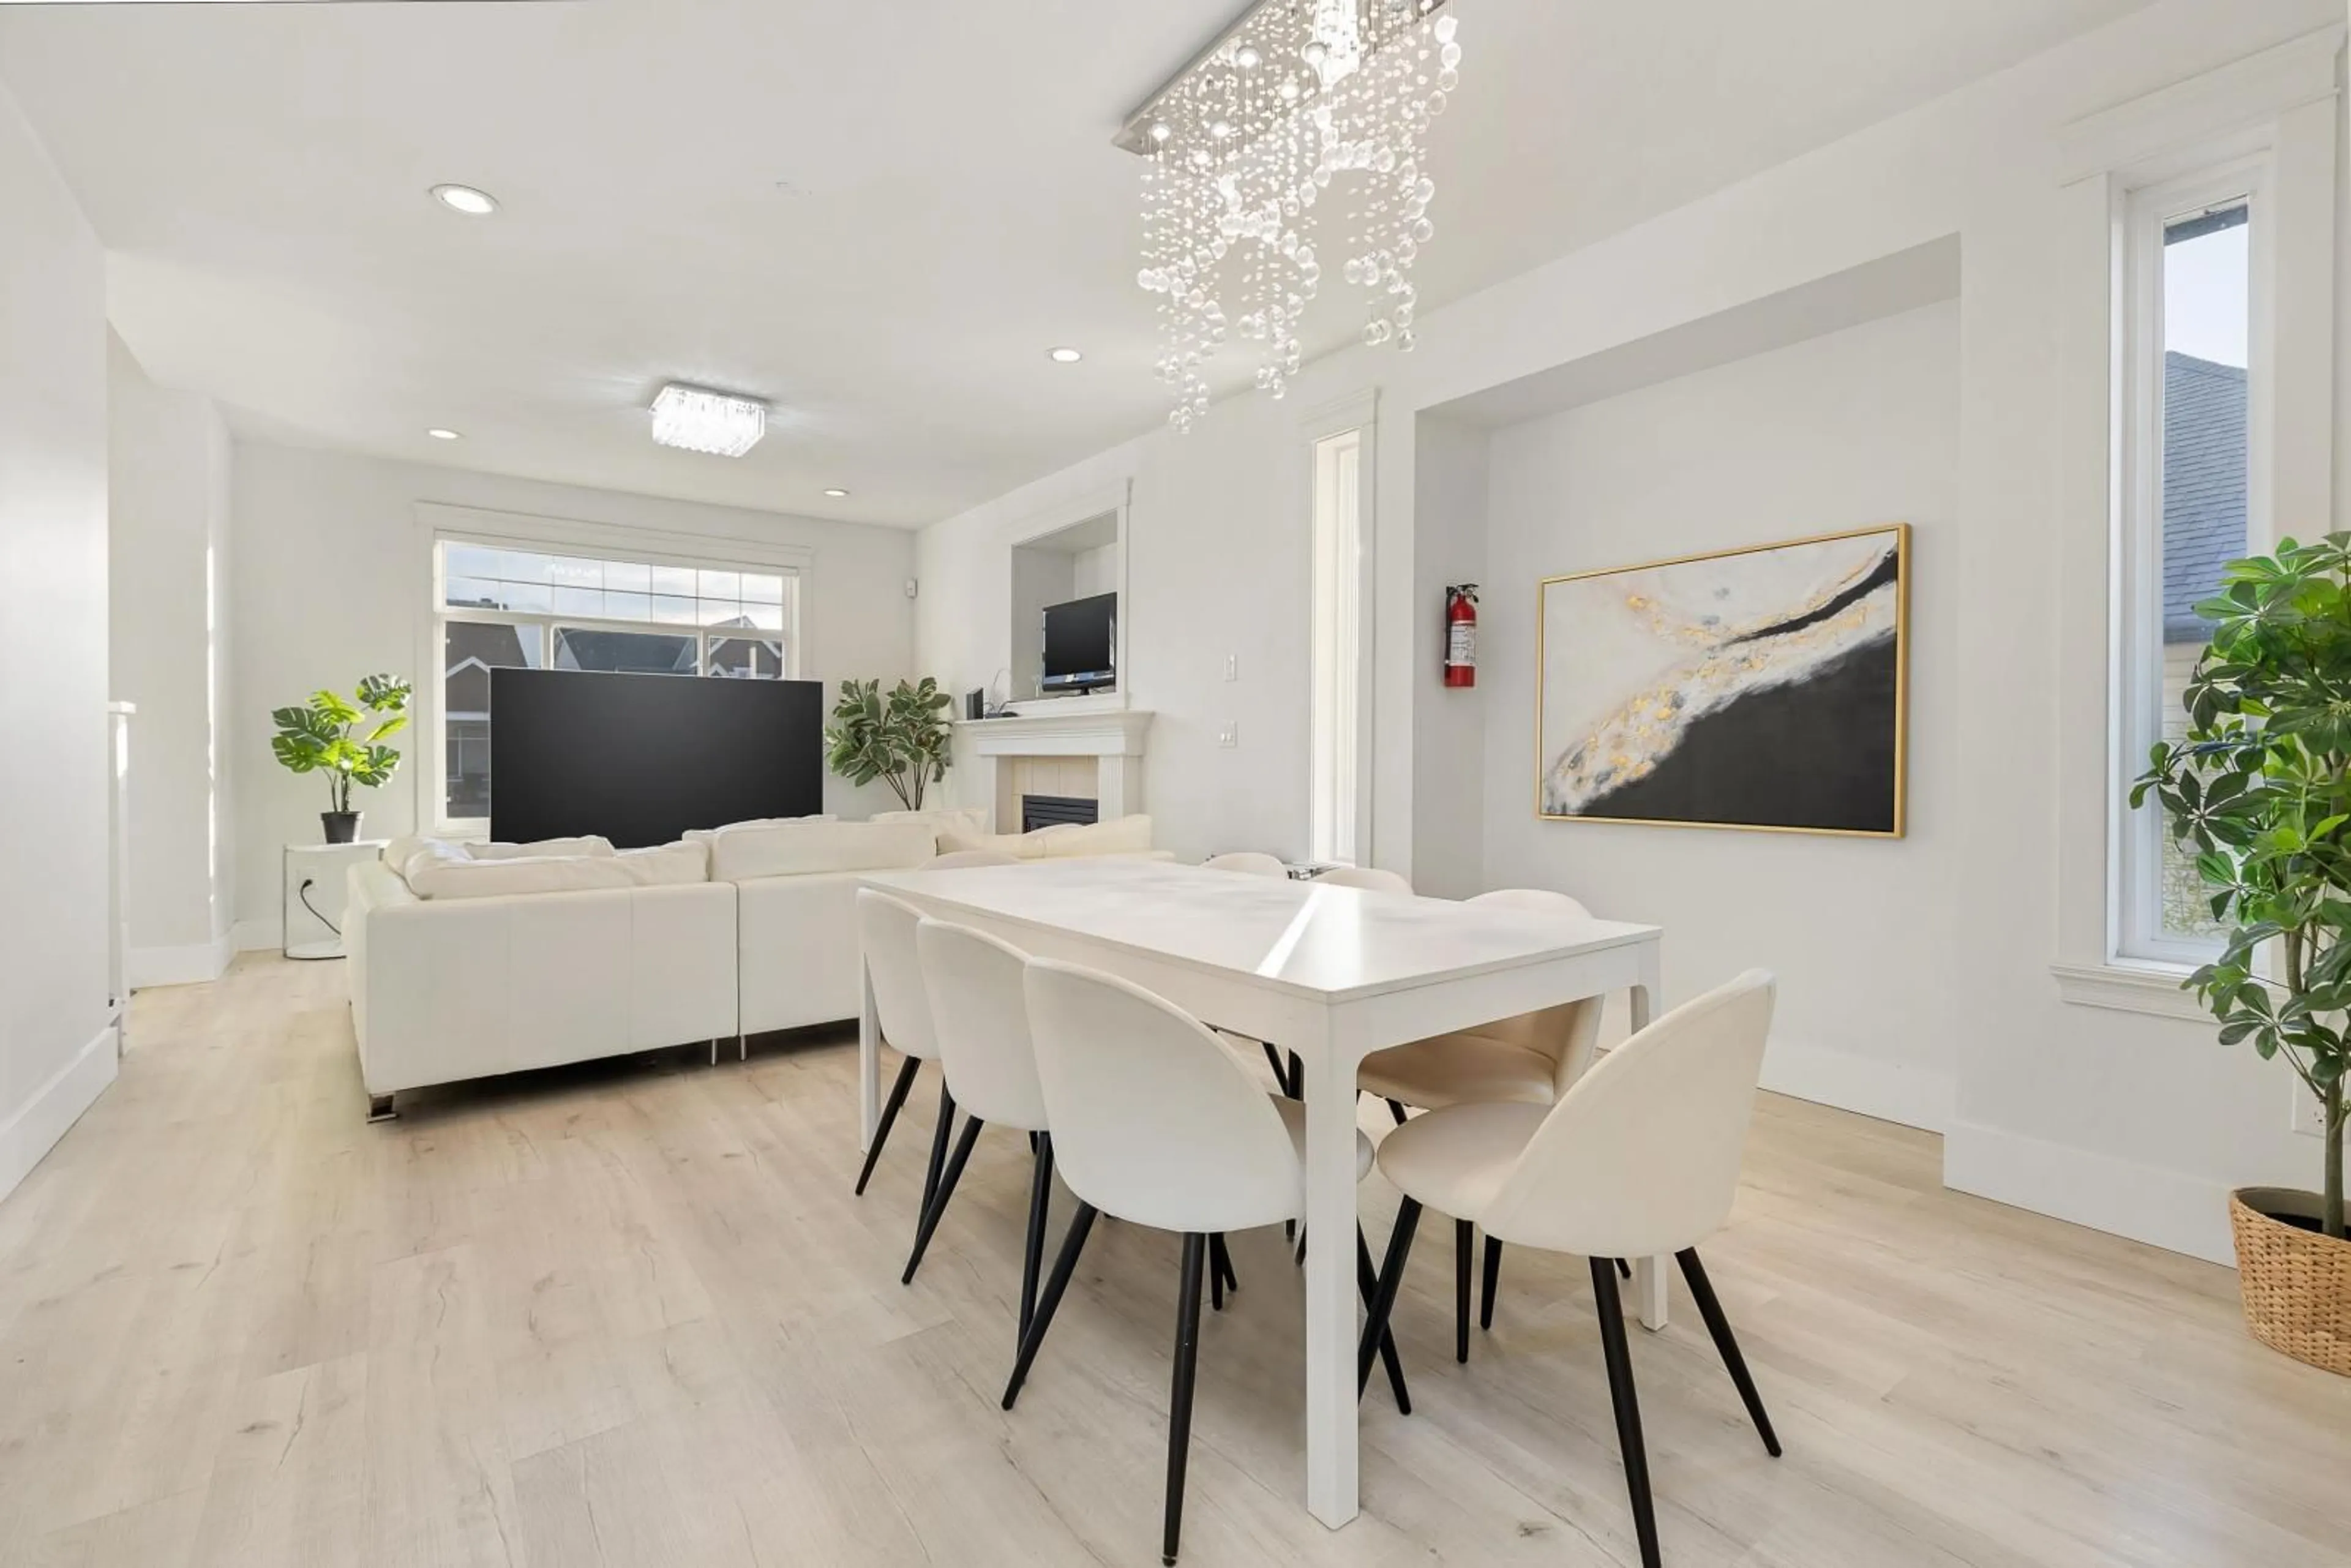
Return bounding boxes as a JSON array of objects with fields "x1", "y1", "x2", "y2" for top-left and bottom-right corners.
[{"x1": 2230, "y1": 1188, "x2": 2351, "y2": 1376}]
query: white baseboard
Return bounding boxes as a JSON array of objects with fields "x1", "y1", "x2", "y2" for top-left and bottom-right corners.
[
  {"x1": 233, "y1": 917, "x2": 282, "y2": 953},
  {"x1": 1945, "y1": 1117, "x2": 2235, "y2": 1266},
  {"x1": 0, "y1": 1024, "x2": 118, "y2": 1206},
  {"x1": 129, "y1": 929, "x2": 236, "y2": 989},
  {"x1": 1760, "y1": 1035, "x2": 1953, "y2": 1134}
]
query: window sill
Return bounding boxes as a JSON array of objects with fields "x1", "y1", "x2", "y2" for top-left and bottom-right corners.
[{"x1": 2049, "y1": 960, "x2": 2213, "y2": 1022}]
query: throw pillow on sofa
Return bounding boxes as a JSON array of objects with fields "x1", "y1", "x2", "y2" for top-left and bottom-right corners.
[
  {"x1": 936, "y1": 826, "x2": 1052, "y2": 860},
  {"x1": 683, "y1": 814, "x2": 837, "y2": 842},
  {"x1": 464, "y1": 835, "x2": 618, "y2": 861},
  {"x1": 705, "y1": 817, "x2": 937, "y2": 882}
]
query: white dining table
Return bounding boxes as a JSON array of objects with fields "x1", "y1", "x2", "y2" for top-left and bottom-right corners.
[{"x1": 855, "y1": 857, "x2": 1665, "y2": 1530}]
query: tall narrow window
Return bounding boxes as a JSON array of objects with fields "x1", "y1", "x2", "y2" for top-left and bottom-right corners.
[
  {"x1": 1310, "y1": 427, "x2": 1364, "y2": 864},
  {"x1": 2118, "y1": 170, "x2": 2258, "y2": 962}
]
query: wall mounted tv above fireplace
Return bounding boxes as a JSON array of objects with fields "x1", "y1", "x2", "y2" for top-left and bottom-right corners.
[{"x1": 1041, "y1": 591, "x2": 1116, "y2": 695}]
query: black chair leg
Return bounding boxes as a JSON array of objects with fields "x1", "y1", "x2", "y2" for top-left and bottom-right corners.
[
  {"x1": 1589, "y1": 1258, "x2": 1662, "y2": 1568},
  {"x1": 1287, "y1": 1051, "x2": 1304, "y2": 1098},
  {"x1": 1209, "y1": 1233, "x2": 1237, "y2": 1311},
  {"x1": 1261, "y1": 1040, "x2": 1295, "y2": 1097},
  {"x1": 1019, "y1": 1133, "x2": 1055, "y2": 1339},
  {"x1": 1385, "y1": 1098, "x2": 1409, "y2": 1125},
  {"x1": 1617, "y1": 1256, "x2": 1633, "y2": 1280},
  {"x1": 1356, "y1": 1198, "x2": 1422, "y2": 1395},
  {"x1": 853, "y1": 1056, "x2": 920, "y2": 1196},
  {"x1": 1355, "y1": 1225, "x2": 1411, "y2": 1413},
  {"x1": 1163, "y1": 1234, "x2": 1207, "y2": 1566},
  {"x1": 904, "y1": 1115, "x2": 983, "y2": 1284},
  {"x1": 1480, "y1": 1236, "x2": 1502, "y2": 1331},
  {"x1": 1455, "y1": 1220, "x2": 1474, "y2": 1362},
  {"x1": 1002, "y1": 1202, "x2": 1099, "y2": 1408},
  {"x1": 1677, "y1": 1248, "x2": 1781, "y2": 1457},
  {"x1": 918, "y1": 1085, "x2": 957, "y2": 1218}
]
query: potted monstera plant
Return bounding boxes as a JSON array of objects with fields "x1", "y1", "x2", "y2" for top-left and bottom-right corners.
[
  {"x1": 2134, "y1": 534, "x2": 2351, "y2": 1375},
  {"x1": 271, "y1": 674, "x2": 413, "y2": 843},
  {"x1": 825, "y1": 676, "x2": 953, "y2": 810}
]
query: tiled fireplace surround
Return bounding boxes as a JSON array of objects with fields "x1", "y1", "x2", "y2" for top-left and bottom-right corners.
[{"x1": 949, "y1": 709, "x2": 1155, "y2": 834}]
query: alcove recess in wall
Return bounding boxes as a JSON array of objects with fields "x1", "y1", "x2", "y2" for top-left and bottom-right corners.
[{"x1": 1009, "y1": 508, "x2": 1122, "y2": 707}]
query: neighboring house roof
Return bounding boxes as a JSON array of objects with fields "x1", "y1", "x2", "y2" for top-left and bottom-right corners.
[{"x1": 2162, "y1": 351, "x2": 2248, "y2": 643}]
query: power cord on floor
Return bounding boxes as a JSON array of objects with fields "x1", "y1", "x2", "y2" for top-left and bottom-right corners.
[{"x1": 297, "y1": 876, "x2": 340, "y2": 939}]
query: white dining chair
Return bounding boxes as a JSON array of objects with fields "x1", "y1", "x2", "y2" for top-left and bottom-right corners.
[
  {"x1": 909, "y1": 918, "x2": 1243, "y2": 1316},
  {"x1": 851, "y1": 891, "x2": 957, "y2": 1240},
  {"x1": 1313, "y1": 864, "x2": 1414, "y2": 895},
  {"x1": 1201, "y1": 850, "x2": 1289, "y2": 878},
  {"x1": 927, "y1": 849, "x2": 1021, "y2": 870},
  {"x1": 1004, "y1": 956, "x2": 1409, "y2": 1565},
  {"x1": 1201, "y1": 849, "x2": 1305, "y2": 1097},
  {"x1": 902, "y1": 919, "x2": 1059, "y2": 1316},
  {"x1": 1358, "y1": 887, "x2": 1606, "y2": 1357},
  {"x1": 1357, "y1": 970, "x2": 1782, "y2": 1568}
]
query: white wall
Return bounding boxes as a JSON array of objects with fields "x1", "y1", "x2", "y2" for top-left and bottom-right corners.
[
  {"x1": 917, "y1": 0, "x2": 2346, "y2": 1262},
  {"x1": 0, "y1": 78, "x2": 113, "y2": 1203},
  {"x1": 230, "y1": 442, "x2": 918, "y2": 938},
  {"x1": 1480, "y1": 303, "x2": 1963, "y2": 1123},
  {"x1": 109, "y1": 332, "x2": 236, "y2": 985},
  {"x1": 1410, "y1": 416, "x2": 1490, "y2": 898}
]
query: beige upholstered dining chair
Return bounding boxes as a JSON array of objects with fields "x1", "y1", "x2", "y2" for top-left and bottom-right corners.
[
  {"x1": 1357, "y1": 887, "x2": 1605, "y2": 1357},
  {"x1": 1358, "y1": 970, "x2": 1781, "y2": 1568},
  {"x1": 1313, "y1": 864, "x2": 1413, "y2": 895}
]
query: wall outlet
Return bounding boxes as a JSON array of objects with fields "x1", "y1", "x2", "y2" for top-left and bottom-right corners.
[
  {"x1": 2292, "y1": 1079, "x2": 2330, "y2": 1139},
  {"x1": 1217, "y1": 722, "x2": 1239, "y2": 749},
  {"x1": 1223, "y1": 653, "x2": 1239, "y2": 682}
]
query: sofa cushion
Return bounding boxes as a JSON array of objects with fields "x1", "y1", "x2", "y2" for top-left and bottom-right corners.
[
  {"x1": 1035, "y1": 815, "x2": 1153, "y2": 857},
  {"x1": 464, "y1": 835, "x2": 617, "y2": 861},
  {"x1": 617, "y1": 841, "x2": 710, "y2": 885},
  {"x1": 873, "y1": 805, "x2": 990, "y2": 839},
  {"x1": 406, "y1": 853, "x2": 639, "y2": 901},
  {"x1": 707, "y1": 817, "x2": 936, "y2": 882},
  {"x1": 939, "y1": 814, "x2": 1153, "y2": 860},
  {"x1": 936, "y1": 826, "x2": 1052, "y2": 860},
  {"x1": 683, "y1": 814, "x2": 836, "y2": 842}
]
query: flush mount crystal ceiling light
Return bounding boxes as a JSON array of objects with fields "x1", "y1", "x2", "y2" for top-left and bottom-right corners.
[
  {"x1": 649, "y1": 384, "x2": 768, "y2": 457},
  {"x1": 1119, "y1": 0, "x2": 1463, "y2": 430}
]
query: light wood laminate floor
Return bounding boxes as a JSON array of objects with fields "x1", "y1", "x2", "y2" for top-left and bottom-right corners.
[{"x1": 2, "y1": 955, "x2": 2347, "y2": 1566}]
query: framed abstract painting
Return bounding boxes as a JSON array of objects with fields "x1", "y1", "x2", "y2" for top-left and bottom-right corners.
[{"x1": 1535, "y1": 523, "x2": 1909, "y2": 836}]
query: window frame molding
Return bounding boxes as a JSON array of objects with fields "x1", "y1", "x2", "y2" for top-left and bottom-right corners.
[
  {"x1": 411, "y1": 502, "x2": 815, "y2": 838},
  {"x1": 2112, "y1": 158, "x2": 2269, "y2": 968},
  {"x1": 2049, "y1": 29, "x2": 2339, "y2": 1004},
  {"x1": 1302, "y1": 389, "x2": 1379, "y2": 866}
]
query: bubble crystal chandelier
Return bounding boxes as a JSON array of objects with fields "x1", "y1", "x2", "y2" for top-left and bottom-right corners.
[{"x1": 1119, "y1": 0, "x2": 1463, "y2": 431}]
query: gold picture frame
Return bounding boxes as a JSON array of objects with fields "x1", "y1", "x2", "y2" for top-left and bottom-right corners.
[{"x1": 1534, "y1": 523, "x2": 1910, "y2": 838}]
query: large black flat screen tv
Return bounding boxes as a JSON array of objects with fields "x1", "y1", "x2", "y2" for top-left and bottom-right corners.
[
  {"x1": 1041, "y1": 591, "x2": 1116, "y2": 694},
  {"x1": 488, "y1": 668, "x2": 824, "y2": 847}
]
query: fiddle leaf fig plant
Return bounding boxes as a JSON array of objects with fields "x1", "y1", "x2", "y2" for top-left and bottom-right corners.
[
  {"x1": 2132, "y1": 533, "x2": 2351, "y2": 1239},
  {"x1": 271, "y1": 673, "x2": 413, "y2": 814},
  {"x1": 824, "y1": 676, "x2": 953, "y2": 811}
]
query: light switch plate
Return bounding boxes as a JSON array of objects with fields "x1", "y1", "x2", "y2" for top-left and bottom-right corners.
[
  {"x1": 1224, "y1": 653, "x2": 1239, "y2": 681},
  {"x1": 1218, "y1": 722, "x2": 1238, "y2": 749}
]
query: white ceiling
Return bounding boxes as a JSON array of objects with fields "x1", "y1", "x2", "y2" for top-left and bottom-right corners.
[{"x1": 0, "y1": 0, "x2": 2153, "y2": 528}]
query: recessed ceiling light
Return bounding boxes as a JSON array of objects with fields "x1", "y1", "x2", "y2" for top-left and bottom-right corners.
[
  {"x1": 823, "y1": 487, "x2": 850, "y2": 498},
  {"x1": 430, "y1": 184, "x2": 498, "y2": 216},
  {"x1": 650, "y1": 383, "x2": 768, "y2": 457},
  {"x1": 427, "y1": 427, "x2": 462, "y2": 441},
  {"x1": 1048, "y1": 347, "x2": 1084, "y2": 364}
]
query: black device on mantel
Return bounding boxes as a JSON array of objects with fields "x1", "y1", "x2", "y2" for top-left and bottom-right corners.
[
  {"x1": 487, "y1": 667, "x2": 824, "y2": 847},
  {"x1": 1041, "y1": 591, "x2": 1117, "y2": 694}
]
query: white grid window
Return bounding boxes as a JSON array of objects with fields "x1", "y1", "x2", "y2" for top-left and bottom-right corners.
[{"x1": 433, "y1": 538, "x2": 798, "y2": 830}]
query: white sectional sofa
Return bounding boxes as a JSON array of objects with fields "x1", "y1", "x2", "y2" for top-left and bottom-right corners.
[{"x1": 345, "y1": 812, "x2": 1154, "y2": 1116}]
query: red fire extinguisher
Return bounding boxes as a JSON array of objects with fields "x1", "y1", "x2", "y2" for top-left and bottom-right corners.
[{"x1": 1444, "y1": 584, "x2": 1479, "y2": 688}]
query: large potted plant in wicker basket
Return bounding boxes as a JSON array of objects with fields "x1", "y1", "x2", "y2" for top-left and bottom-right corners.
[{"x1": 2134, "y1": 535, "x2": 2350, "y2": 1375}]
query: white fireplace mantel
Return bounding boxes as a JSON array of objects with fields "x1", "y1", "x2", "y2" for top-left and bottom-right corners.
[{"x1": 951, "y1": 709, "x2": 1155, "y2": 830}]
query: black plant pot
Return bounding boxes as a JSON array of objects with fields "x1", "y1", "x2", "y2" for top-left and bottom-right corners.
[{"x1": 321, "y1": 811, "x2": 361, "y2": 844}]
